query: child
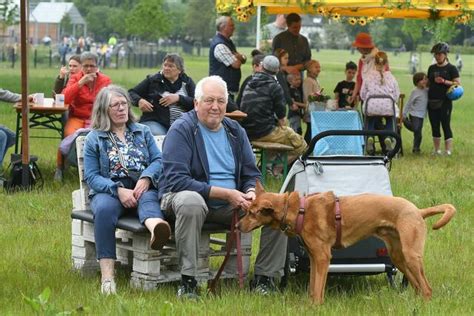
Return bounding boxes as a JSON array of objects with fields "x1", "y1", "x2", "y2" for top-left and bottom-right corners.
[
  {"x1": 303, "y1": 59, "x2": 322, "y2": 144},
  {"x1": 402, "y1": 72, "x2": 428, "y2": 154},
  {"x1": 274, "y1": 48, "x2": 294, "y2": 113},
  {"x1": 360, "y1": 51, "x2": 400, "y2": 154},
  {"x1": 334, "y1": 61, "x2": 357, "y2": 109},
  {"x1": 286, "y1": 73, "x2": 306, "y2": 135}
]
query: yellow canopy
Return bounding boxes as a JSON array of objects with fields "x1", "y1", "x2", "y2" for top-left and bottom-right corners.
[{"x1": 216, "y1": 0, "x2": 473, "y2": 23}]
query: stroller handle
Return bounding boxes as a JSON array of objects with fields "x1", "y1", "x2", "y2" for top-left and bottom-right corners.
[{"x1": 301, "y1": 130, "x2": 401, "y2": 161}]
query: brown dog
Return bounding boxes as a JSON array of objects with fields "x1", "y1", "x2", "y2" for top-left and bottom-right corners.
[{"x1": 237, "y1": 182, "x2": 456, "y2": 304}]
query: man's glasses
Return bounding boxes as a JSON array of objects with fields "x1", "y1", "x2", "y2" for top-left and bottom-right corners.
[
  {"x1": 109, "y1": 101, "x2": 129, "y2": 110},
  {"x1": 202, "y1": 97, "x2": 226, "y2": 106}
]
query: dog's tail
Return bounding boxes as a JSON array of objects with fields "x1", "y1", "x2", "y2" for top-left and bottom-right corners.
[{"x1": 419, "y1": 204, "x2": 456, "y2": 230}]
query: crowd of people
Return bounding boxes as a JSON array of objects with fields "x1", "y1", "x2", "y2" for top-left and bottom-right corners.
[{"x1": 0, "y1": 12, "x2": 463, "y2": 299}]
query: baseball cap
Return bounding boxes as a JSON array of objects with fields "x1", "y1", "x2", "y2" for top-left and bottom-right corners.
[{"x1": 262, "y1": 55, "x2": 280, "y2": 74}]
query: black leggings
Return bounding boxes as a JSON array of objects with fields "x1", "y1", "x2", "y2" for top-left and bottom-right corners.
[{"x1": 428, "y1": 101, "x2": 453, "y2": 140}]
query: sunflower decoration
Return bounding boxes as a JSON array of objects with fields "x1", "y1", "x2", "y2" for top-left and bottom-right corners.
[
  {"x1": 216, "y1": 2, "x2": 233, "y2": 14},
  {"x1": 316, "y1": 7, "x2": 327, "y2": 16},
  {"x1": 453, "y1": 3, "x2": 462, "y2": 10},
  {"x1": 455, "y1": 14, "x2": 471, "y2": 24},
  {"x1": 348, "y1": 17, "x2": 358, "y2": 25},
  {"x1": 237, "y1": 12, "x2": 250, "y2": 22},
  {"x1": 358, "y1": 17, "x2": 367, "y2": 26},
  {"x1": 367, "y1": 17, "x2": 375, "y2": 23},
  {"x1": 331, "y1": 13, "x2": 341, "y2": 21}
]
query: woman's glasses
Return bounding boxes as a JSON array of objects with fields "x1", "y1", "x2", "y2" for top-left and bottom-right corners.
[{"x1": 109, "y1": 101, "x2": 129, "y2": 110}]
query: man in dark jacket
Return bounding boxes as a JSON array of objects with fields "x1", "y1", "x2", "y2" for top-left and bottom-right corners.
[
  {"x1": 159, "y1": 76, "x2": 287, "y2": 299},
  {"x1": 240, "y1": 55, "x2": 307, "y2": 163}
]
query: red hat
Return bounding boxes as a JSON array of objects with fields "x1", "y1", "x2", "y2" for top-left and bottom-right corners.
[{"x1": 352, "y1": 33, "x2": 374, "y2": 48}]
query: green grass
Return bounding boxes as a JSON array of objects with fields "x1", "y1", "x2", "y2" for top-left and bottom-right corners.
[{"x1": 0, "y1": 49, "x2": 473, "y2": 314}]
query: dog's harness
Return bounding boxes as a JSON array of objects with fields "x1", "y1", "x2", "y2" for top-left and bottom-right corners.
[{"x1": 292, "y1": 194, "x2": 343, "y2": 249}]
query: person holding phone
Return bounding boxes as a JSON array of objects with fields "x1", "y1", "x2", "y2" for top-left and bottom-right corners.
[{"x1": 57, "y1": 52, "x2": 111, "y2": 180}]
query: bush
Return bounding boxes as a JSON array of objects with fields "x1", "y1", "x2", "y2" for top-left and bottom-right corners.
[{"x1": 417, "y1": 44, "x2": 474, "y2": 54}]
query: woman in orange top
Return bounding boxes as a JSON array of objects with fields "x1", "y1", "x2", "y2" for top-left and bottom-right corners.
[{"x1": 56, "y1": 52, "x2": 111, "y2": 180}]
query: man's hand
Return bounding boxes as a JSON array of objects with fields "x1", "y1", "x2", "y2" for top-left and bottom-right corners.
[
  {"x1": 118, "y1": 187, "x2": 137, "y2": 208},
  {"x1": 278, "y1": 117, "x2": 287, "y2": 127},
  {"x1": 290, "y1": 103, "x2": 299, "y2": 111},
  {"x1": 133, "y1": 177, "x2": 150, "y2": 200},
  {"x1": 138, "y1": 99, "x2": 154, "y2": 112}
]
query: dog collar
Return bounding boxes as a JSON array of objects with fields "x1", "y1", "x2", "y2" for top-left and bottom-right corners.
[{"x1": 279, "y1": 195, "x2": 291, "y2": 233}]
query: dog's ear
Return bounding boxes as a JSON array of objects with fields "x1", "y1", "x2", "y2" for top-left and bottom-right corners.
[{"x1": 255, "y1": 179, "x2": 265, "y2": 195}]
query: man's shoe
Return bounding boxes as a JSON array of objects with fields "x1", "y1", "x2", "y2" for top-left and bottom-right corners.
[
  {"x1": 250, "y1": 275, "x2": 277, "y2": 296},
  {"x1": 101, "y1": 279, "x2": 116, "y2": 295},
  {"x1": 54, "y1": 168, "x2": 63, "y2": 182},
  {"x1": 177, "y1": 280, "x2": 200, "y2": 300}
]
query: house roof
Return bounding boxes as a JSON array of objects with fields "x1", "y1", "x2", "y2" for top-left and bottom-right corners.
[{"x1": 30, "y1": 2, "x2": 85, "y2": 24}]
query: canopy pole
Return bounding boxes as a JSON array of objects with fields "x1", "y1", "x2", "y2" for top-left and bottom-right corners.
[
  {"x1": 256, "y1": 5, "x2": 261, "y2": 49},
  {"x1": 20, "y1": 0, "x2": 30, "y2": 186}
]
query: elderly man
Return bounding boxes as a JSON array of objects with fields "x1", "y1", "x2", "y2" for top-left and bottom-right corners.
[
  {"x1": 159, "y1": 76, "x2": 287, "y2": 299},
  {"x1": 209, "y1": 16, "x2": 246, "y2": 102},
  {"x1": 240, "y1": 55, "x2": 307, "y2": 164},
  {"x1": 272, "y1": 13, "x2": 311, "y2": 74}
]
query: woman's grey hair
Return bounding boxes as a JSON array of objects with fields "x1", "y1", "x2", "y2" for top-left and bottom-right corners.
[
  {"x1": 80, "y1": 51, "x2": 98, "y2": 64},
  {"x1": 163, "y1": 53, "x2": 184, "y2": 72},
  {"x1": 216, "y1": 16, "x2": 230, "y2": 31},
  {"x1": 195, "y1": 76, "x2": 228, "y2": 102},
  {"x1": 91, "y1": 85, "x2": 137, "y2": 131}
]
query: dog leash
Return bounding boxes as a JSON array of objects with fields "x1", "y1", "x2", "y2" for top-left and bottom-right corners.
[{"x1": 208, "y1": 209, "x2": 244, "y2": 294}]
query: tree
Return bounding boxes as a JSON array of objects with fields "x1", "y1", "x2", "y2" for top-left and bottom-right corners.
[
  {"x1": 86, "y1": 6, "x2": 126, "y2": 42},
  {"x1": 0, "y1": 0, "x2": 18, "y2": 33},
  {"x1": 184, "y1": 0, "x2": 215, "y2": 45},
  {"x1": 401, "y1": 19, "x2": 425, "y2": 50},
  {"x1": 125, "y1": 0, "x2": 170, "y2": 41}
]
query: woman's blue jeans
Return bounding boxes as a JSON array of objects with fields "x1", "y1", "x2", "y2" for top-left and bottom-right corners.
[
  {"x1": 0, "y1": 126, "x2": 15, "y2": 166},
  {"x1": 90, "y1": 189, "x2": 164, "y2": 259},
  {"x1": 140, "y1": 121, "x2": 168, "y2": 136}
]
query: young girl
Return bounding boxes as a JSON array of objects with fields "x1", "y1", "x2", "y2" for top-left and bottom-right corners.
[
  {"x1": 360, "y1": 51, "x2": 400, "y2": 154},
  {"x1": 402, "y1": 72, "x2": 428, "y2": 154},
  {"x1": 303, "y1": 59, "x2": 322, "y2": 144}
]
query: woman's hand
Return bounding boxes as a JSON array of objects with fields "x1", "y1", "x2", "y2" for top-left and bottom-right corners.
[
  {"x1": 158, "y1": 94, "x2": 179, "y2": 107},
  {"x1": 133, "y1": 177, "x2": 151, "y2": 200},
  {"x1": 59, "y1": 66, "x2": 68, "y2": 79},
  {"x1": 118, "y1": 187, "x2": 138, "y2": 208},
  {"x1": 138, "y1": 98, "x2": 154, "y2": 112}
]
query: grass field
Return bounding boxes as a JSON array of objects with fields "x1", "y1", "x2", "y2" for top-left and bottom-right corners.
[{"x1": 0, "y1": 49, "x2": 473, "y2": 314}]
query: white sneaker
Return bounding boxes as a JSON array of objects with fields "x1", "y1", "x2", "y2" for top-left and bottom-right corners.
[
  {"x1": 445, "y1": 150, "x2": 452, "y2": 156},
  {"x1": 366, "y1": 137, "x2": 375, "y2": 155},
  {"x1": 101, "y1": 279, "x2": 117, "y2": 295},
  {"x1": 432, "y1": 150, "x2": 442, "y2": 156},
  {"x1": 384, "y1": 138, "x2": 393, "y2": 152}
]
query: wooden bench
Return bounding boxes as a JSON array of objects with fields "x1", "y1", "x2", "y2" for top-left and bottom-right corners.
[
  {"x1": 71, "y1": 135, "x2": 252, "y2": 290},
  {"x1": 251, "y1": 141, "x2": 294, "y2": 186}
]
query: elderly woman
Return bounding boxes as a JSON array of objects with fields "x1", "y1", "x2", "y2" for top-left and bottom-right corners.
[
  {"x1": 56, "y1": 52, "x2": 112, "y2": 180},
  {"x1": 83, "y1": 85, "x2": 170, "y2": 295},
  {"x1": 128, "y1": 53, "x2": 195, "y2": 135}
]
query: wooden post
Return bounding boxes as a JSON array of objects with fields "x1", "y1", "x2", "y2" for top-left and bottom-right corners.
[{"x1": 20, "y1": 0, "x2": 30, "y2": 187}]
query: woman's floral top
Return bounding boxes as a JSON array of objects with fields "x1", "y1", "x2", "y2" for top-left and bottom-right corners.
[{"x1": 107, "y1": 130, "x2": 147, "y2": 179}]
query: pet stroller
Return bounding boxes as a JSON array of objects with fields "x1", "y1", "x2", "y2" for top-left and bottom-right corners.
[
  {"x1": 363, "y1": 95, "x2": 403, "y2": 156},
  {"x1": 281, "y1": 129, "x2": 402, "y2": 286}
]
